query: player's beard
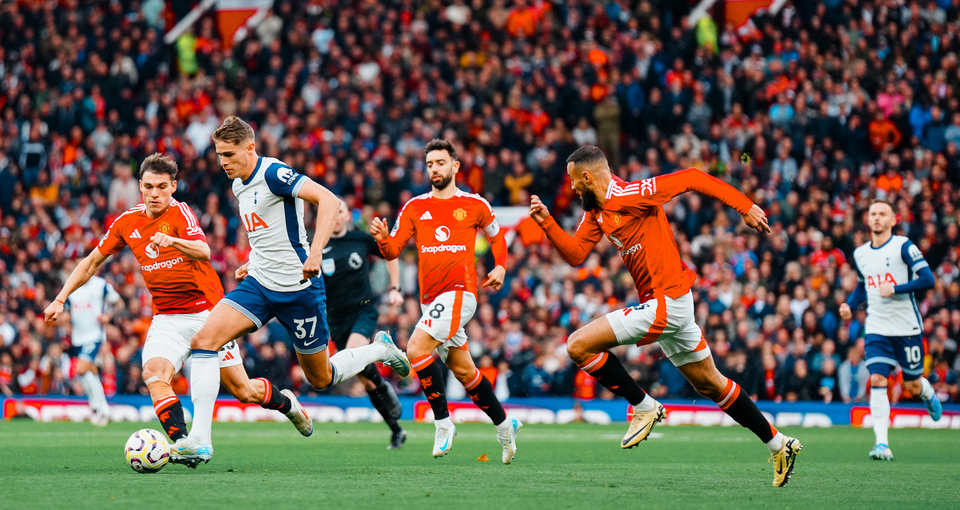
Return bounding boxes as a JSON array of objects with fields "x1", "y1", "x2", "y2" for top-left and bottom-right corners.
[
  {"x1": 579, "y1": 187, "x2": 599, "y2": 211},
  {"x1": 431, "y1": 173, "x2": 454, "y2": 191}
]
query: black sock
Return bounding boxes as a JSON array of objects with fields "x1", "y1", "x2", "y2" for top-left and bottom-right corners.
[
  {"x1": 367, "y1": 381, "x2": 403, "y2": 433},
  {"x1": 154, "y1": 397, "x2": 188, "y2": 442},
  {"x1": 465, "y1": 371, "x2": 506, "y2": 426},
  {"x1": 412, "y1": 354, "x2": 449, "y2": 420},
  {"x1": 360, "y1": 364, "x2": 384, "y2": 386},
  {"x1": 256, "y1": 378, "x2": 292, "y2": 414},
  {"x1": 716, "y1": 379, "x2": 776, "y2": 443},
  {"x1": 577, "y1": 352, "x2": 648, "y2": 406}
]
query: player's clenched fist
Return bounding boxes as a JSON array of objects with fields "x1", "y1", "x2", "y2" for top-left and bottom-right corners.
[
  {"x1": 150, "y1": 232, "x2": 175, "y2": 248},
  {"x1": 235, "y1": 262, "x2": 249, "y2": 281},
  {"x1": 838, "y1": 303, "x2": 852, "y2": 321},
  {"x1": 302, "y1": 253, "x2": 322, "y2": 280},
  {"x1": 370, "y1": 217, "x2": 389, "y2": 241},
  {"x1": 529, "y1": 195, "x2": 550, "y2": 223}
]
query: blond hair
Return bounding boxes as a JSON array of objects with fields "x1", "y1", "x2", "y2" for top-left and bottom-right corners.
[{"x1": 212, "y1": 116, "x2": 255, "y2": 145}]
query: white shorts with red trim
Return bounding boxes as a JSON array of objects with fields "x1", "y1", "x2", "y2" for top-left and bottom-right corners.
[
  {"x1": 605, "y1": 291, "x2": 711, "y2": 367},
  {"x1": 415, "y1": 290, "x2": 477, "y2": 357},
  {"x1": 142, "y1": 311, "x2": 243, "y2": 371}
]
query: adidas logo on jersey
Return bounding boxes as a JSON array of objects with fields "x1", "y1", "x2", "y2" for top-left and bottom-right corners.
[
  {"x1": 129, "y1": 229, "x2": 142, "y2": 239},
  {"x1": 420, "y1": 211, "x2": 433, "y2": 220}
]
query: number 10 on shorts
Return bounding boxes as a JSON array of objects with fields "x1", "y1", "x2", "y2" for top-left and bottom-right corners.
[{"x1": 294, "y1": 316, "x2": 317, "y2": 339}]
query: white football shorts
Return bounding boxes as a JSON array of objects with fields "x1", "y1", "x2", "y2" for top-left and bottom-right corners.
[
  {"x1": 605, "y1": 291, "x2": 711, "y2": 366},
  {"x1": 415, "y1": 290, "x2": 477, "y2": 360},
  {"x1": 142, "y1": 311, "x2": 243, "y2": 370}
]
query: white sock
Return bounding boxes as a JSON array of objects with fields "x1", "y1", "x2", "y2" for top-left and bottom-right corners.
[
  {"x1": 80, "y1": 372, "x2": 109, "y2": 415},
  {"x1": 436, "y1": 417, "x2": 454, "y2": 429},
  {"x1": 870, "y1": 387, "x2": 890, "y2": 446},
  {"x1": 766, "y1": 432, "x2": 785, "y2": 454},
  {"x1": 919, "y1": 377, "x2": 935, "y2": 401},
  {"x1": 188, "y1": 351, "x2": 221, "y2": 445},
  {"x1": 329, "y1": 343, "x2": 387, "y2": 385},
  {"x1": 633, "y1": 394, "x2": 655, "y2": 412},
  {"x1": 496, "y1": 417, "x2": 511, "y2": 434}
]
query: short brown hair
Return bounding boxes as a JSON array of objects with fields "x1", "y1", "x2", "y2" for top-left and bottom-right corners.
[
  {"x1": 139, "y1": 153, "x2": 178, "y2": 179},
  {"x1": 212, "y1": 116, "x2": 255, "y2": 145},
  {"x1": 423, "y1": 139, "x2": 458, "y2": 161},
  {"x1": 869, "y1": 198, "x2": 895, "y2": 212}
]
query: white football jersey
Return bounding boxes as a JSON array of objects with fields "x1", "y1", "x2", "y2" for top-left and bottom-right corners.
[
  {"x1": 852, "y1": 235, "x2": 928, "y2": 336},
  {"x1": 233, "y1": 156, "x2": 312, "y2": 292},
  {"x1": 66, "y1": 276, "x2": 120, "y2": 346}
]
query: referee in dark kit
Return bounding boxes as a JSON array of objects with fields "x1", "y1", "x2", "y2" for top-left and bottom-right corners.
[{"x1": 322, "y1": 198, "x2": 407, "y2": 448}]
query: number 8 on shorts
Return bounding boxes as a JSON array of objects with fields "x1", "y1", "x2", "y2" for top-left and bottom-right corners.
[{"x1": 416, "y1": 290, "x2": 478, "y2": 350}]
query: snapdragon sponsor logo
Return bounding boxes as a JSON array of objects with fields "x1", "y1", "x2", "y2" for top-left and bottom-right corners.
[
  {"x1": 619, "y1": 243, "x2": 642, "y2": 257},
  {"x1": 141, "y1": 257, "x2": 184, "y2": 272},
  {"x1": 421, "y1": 244, "x2": 467, "y2": 254}
]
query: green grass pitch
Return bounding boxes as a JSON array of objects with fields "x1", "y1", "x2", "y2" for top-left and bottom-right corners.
[{"x1": 2, "y1": 420, "x2": 958, "y2": 509}]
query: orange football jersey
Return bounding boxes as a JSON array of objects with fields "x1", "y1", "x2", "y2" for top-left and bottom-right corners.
[
  {"x1": 378, "y1": 190, "x2": 506, "y2": 303},
  {"x1": 98, "y1": 200, "x2": 224, "y2": 315},
  {"x1": 539, "y1": 169, "x2": 754, "y2": 301}
]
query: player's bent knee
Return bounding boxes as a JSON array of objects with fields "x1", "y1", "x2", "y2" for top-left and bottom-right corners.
[
  {"x1": 305, "y1": 371, "x2": 333, "y2": 391},
  {"x1": 870, "y1": 373, "x2": 888, "y2": 386},
  {"x1": 566, "y1": 333, "x2": 593, "y2": 363}
]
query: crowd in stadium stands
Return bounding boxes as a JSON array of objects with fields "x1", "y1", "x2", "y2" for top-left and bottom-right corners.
[{"x1": 2, "y1": 0, "x2": 960, "y2": 407}]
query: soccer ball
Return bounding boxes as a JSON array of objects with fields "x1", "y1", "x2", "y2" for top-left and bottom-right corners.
[{"x1": 124, "y1": 429, "x2": 170, "y2": 473}]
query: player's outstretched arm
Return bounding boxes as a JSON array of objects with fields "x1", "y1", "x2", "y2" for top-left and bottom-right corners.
[
  {"x1": 529, "y1": 194, "x2": 601, "y2": 266},
  {"x1": 149, "y1": 232, "x2": 211, "y2": 261},
  {"x1": 296, "y1": 179, "x2": 340, "y2": 279},
  {"x1": 44, "y1": 248, "x2": 109, "y2": 323}
]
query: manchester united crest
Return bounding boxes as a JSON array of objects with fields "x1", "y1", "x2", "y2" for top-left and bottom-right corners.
[
  {"x1": 613, "y1": 213, "x2": 621, "y2": 225},
  {"x1": 158, "y1": 222, "x2": 171, "y2": 234},
  {"x1": 453, "y1": 208, "x2": 467, "y2": 221}
]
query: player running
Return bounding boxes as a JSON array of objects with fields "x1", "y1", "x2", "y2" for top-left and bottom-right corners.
[
  {"x1": 179, "y1": 117, "x2": 411, "y2": 462},
  {"x1": 530, "y1": 146, "x2": 801, "y2": 487},
  {"x1": 839, "y1": 199, "x2": 942, "y2": 460},
  {"x1": 44, "y1": 154, "x2": 309, "y2": 461},
  {"x1": 323, "y1": 198, "x2": 407, "y2": 449},
  {"x1": 56, "y1": 263, "x2": 121, "y2": 426},
  {"x1": 370, "y1": 139, "x2": 523, "y2": 463}
]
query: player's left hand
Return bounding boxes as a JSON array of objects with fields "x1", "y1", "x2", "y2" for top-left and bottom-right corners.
[
  {"x1": 879, "y1": 282, "x2": 896, "y2": 298},
  {"x1": 149, "y1": 232, "x2": 175, "y2": 248},
  {"x1": 97, "y1": 314, "x2": 110, "y2": 325},
  {"x1": 482, "y1": 265, "x2": 506, "y2": 291},
  {"x1": 388, "y1": 288, "x2": 404, "y2": 307},
  {"x1": 742, "y1": 204, "x2": 771, "y2": 233},
  {"x1": 303, "y1": 253, "x2": 322, "y2": 280}
]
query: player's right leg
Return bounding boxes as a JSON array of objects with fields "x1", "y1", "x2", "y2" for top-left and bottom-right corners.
[
  {"x1": 406, "y1": 328, "x2": 455, "y2": 457},
  {"x1": 181, "y1": 302, "x2": 259, "y2": 461},
  {"x1": 568, "y1": 306, "x2": 662, "y2": 449},
  {"x1": 140, "y1": 315, "x2": 194, "y2": 444},
  {"x1": 74, "y1": 343, "x2": 110, "y2": 426},
  {"x1": 864, "y1": 334, "x2": 895, "y2": 460}
]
